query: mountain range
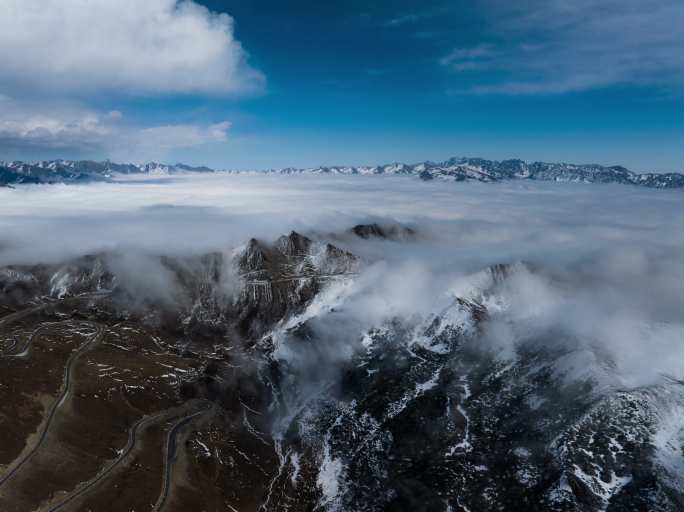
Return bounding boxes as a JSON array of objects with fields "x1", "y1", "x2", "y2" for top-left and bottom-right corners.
[
  {"x1": 1, "y1": 157, "x2": 683, "y2": 188},
  {"x1": 2, "y1": 225, "x2": 684, "y2": 510}
]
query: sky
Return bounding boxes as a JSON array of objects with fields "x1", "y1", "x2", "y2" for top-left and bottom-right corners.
[{"x1": 0, "y1": 0, "x2": 683, "y2": 171}]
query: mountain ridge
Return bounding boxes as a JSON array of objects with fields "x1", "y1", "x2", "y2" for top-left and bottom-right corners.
[
  {"x1": 2, "y1": 156, "x2": 684, "y2": 189},
  {"x1": 2, "y1": 232, "x2": 684, "y2": 510}
]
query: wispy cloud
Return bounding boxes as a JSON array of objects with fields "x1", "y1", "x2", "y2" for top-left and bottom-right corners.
[
  {"x1": 384, "y1": 13, "x2": 421, "y2": 27},
  {"x1": 0, "y1": 97, "x2": 230, "y2": 161},
  {"x1": 443, "y1": 0, "x2": 684, "y2": 94},
  {"x1": 383, "y1": 5, "x2": 449, "y2": 29},
  {"x1": 440, "y1": 44, "x2": 497, "y2": 72}
]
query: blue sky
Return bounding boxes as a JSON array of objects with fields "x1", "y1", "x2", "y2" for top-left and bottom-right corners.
[{"x1": 1, "y1": 0, "x2": 683, "y2": 171}]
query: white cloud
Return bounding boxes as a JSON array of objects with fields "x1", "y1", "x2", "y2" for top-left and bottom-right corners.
[
  {"x1": 2, "y1": 175, "x2": 684, "y2": 385},
  {"x1": 385, "y1": 13, "x2": 420, "y2": 27},
  {"x1": 0, "y1": 112, "x2": 113, "y2": 152},
  {"x1": 440, "y1": 44, "x2": 496, "y2": 72},
  {"x1": 0, "y1": 0, "x2": 264, "y2": 95},
  {"x1": 444, "y1": 0, "x2": 684, "y2": 94},
  {"x1": 0, "y1": 97, "x2": 230, "y2": 160},
  {"x1": 132, "y1": 121, "x2": 230, "y2": 151}
]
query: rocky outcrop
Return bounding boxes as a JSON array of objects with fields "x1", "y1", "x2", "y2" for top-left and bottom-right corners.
[
  {"x1": 350, "y1": 223, "x2": 417, "y2": 241},
  {"x1": 235, "y1": 231, "x2": 357, "y2": 338},
  {"x1": 0, "y1": 255, "x2": 113, "y2": 306}
]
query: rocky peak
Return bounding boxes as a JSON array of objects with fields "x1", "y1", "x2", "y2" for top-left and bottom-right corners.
[
  {"x1": 275, "y1": 230, "x2": 312, "y2": 257},
  {"x1": 239, "y1": 238, "x2": 269, "y2": 272}
]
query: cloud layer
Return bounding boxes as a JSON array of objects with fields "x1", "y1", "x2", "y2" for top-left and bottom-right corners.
[
  {"x1": 0, "y1": 0, "x2": 263, "y2": 95},
  {"x1": 1, "y1": 175, "x2": 684, "y2": 387},
  {"x1": 1, "y1": 174, "x2": 682, "y2": 265}
]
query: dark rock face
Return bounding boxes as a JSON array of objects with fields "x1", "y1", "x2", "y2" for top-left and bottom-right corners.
[
  {"x1": 351, "y1": 223, "x2": 417, "y2": 241},
  {"x1": 235, "y1": 231, "x2": 357, "y2": 338},
  {"x1": 0, "y1": 256, "x2": 113, "y2": 306},
  {"x1": 419, "y1": 170, "x2": 434, "y2": 181},
  {"x1": 0, "y1": 166, "x2": 41, "y2": 186},
  {"x1": 47, "y1": 255, "x2": 114, "y2": 298},
  {"x1": 0, "y1": 267, "x2": 43, "y2": 304}
]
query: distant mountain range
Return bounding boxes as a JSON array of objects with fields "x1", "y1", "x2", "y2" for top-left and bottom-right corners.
[{"x1": 2, "y1": 157, "x2": 683, "y2": 189}]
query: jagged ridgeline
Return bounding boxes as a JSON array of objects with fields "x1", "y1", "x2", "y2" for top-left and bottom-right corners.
[
  {"x1": 1, "y1": 157, "x2": 683, "y2": 188},
  {"x1": 1, "y1": 222, "x2": 683, "y2": 511}
]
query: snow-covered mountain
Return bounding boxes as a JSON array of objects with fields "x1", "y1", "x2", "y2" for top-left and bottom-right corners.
[
  {"x1": 0, "y1": 159, "x2": 212, "y2": 186},
  {"x1": 1, "y1": 157, "x2": 683, "y2": 189}
]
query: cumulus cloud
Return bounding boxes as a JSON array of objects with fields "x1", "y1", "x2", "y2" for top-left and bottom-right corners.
[
  {"x1": 0, "y1": 0, "x2": 264, "y2": 95},
  {"x1": 444, "y1": 0, "x2": 684, "y2": 94},
  {"x1": 0, "y1": 1, "x2": 254, "y2": 159}
]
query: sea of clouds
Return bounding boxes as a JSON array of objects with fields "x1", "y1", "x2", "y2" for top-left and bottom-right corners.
[{"x1": 1, "y1": 173, "x2": 684, "y2": 387}]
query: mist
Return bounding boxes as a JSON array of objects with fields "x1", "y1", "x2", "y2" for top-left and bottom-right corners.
[{"x1": 2, "y1": 173, "x2": 684, "y2": 388}]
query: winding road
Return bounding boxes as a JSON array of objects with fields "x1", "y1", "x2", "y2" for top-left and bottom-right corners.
[
  {"x1": 0, "y1": 322, "x2": 105, "y2": 489},
  {"x1": 7, "y1": 325, "x2": 47, "y2": 358},
  {"x1": 3, "y1": 322, "x2": 68, "y2": 359},
  {"x1": 0, "y1": 293, "x2": 109, "y2": 358},
  {"x1": 0, "y1": 294, "x2": 212, "y2": 511},
  {"x1": 242, "y1": 272, "x2": 358, "y2": 285},
  {"x1": 47, "y1": 410, "x2": 167, "y2": 511},
  {"x1": 152, "y1": 403, "x2": 212, "y2": 512},
  {"x1": 0, "y1": 305, "x2": 54, "y2": 357},
  {"x1": 44, "y1": 401, "x2": 211, "y2": 512}
]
